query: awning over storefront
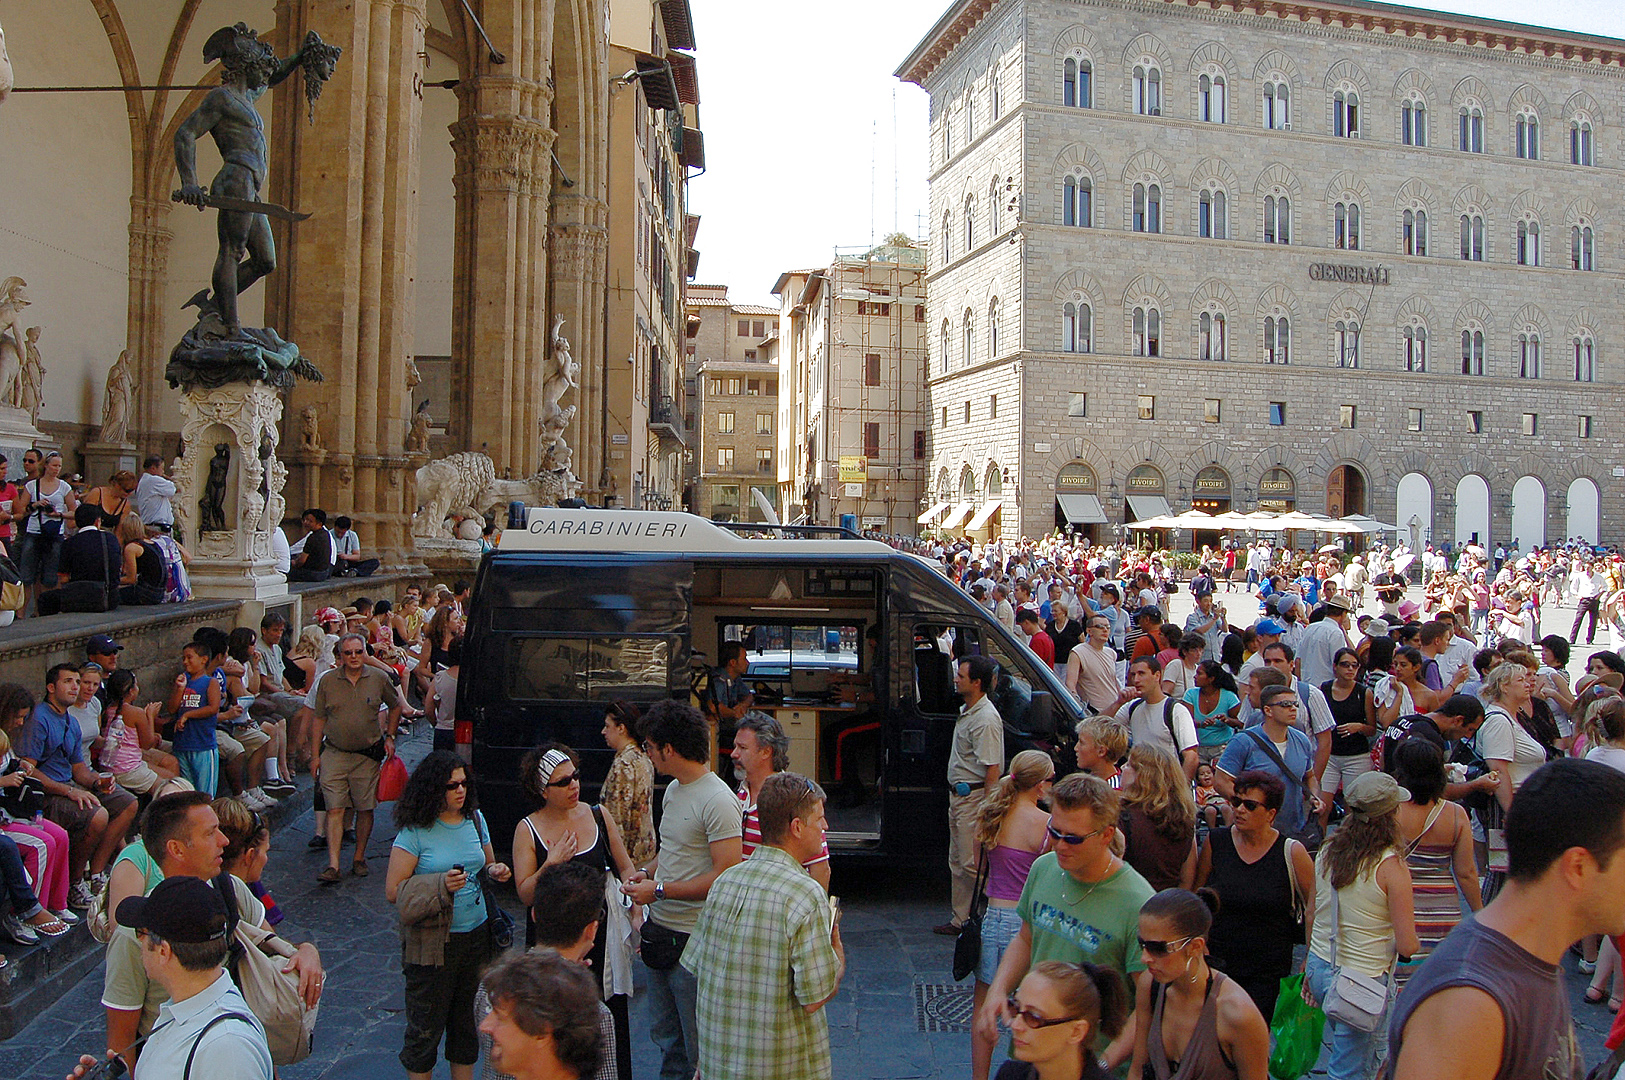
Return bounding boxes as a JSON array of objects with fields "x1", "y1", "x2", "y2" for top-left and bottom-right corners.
[
  {"x1": 1126, "y1": 495, "x2": 1171, "y2": 521},
  {"x1": 940, "y1": 502, "x2": 975, "y2": 529},
  {"x1": 1056, "y1": 494, "x2": 1108, "y2": 524},
  {"x1": 917, "y1": 501, "x2": 949, "y2": 525},
  {"x1": 966, "y1": 501, "x2": 1002, "y2": 531}
]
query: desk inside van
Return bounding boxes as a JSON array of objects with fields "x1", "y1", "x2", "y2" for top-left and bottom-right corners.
[{"x1": 765, "y1": 704, "x2": 856, "y2": 778}]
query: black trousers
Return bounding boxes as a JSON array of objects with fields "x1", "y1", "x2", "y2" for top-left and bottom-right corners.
[
  {"x1": 1572, "y1": 596, "x2": 1601, "y2": 643},
  {"x1": 400, "y1": 924, "x2": 493, "y2": 1072}
]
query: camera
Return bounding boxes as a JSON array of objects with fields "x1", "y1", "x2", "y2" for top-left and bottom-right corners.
[{"x1": 78, "y1": 1056, "x2": 128, "y2": 1080}]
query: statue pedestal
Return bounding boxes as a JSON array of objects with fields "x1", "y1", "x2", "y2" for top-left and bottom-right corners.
[
  {"x1": 173, "y1": 381, "x2": 288, "y2": 601},
  {"x1": 0, "y1": 405, "x2": 45, "y2": 469},
  {"x1": 83, "y1": 442, "x2": 139, "y2": 484}
]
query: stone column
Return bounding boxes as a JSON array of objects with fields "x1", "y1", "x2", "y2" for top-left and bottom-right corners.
[
  {"x1": 127, "y1": 197, "x2": 173, "y2": 447},
  {"x1": 548, "y1": 197, "x2": 608, "y2": 488},
  {"x1": 448, "y1": 103, "x2": 555, "y2": 476},
  {"x1": 268, "y1": 0, "x2": 426, "y2": 568},
  {"x1": 174, "y1": 382, "x2": 287, "y2": 600}
]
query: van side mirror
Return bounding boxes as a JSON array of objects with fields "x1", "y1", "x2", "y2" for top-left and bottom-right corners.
[
  {"x1": 1026, "y1": 690, "x2": 1055, "y2": 738},
  {"x1": 508, "y1": 501, "x2": 528, "y2": 529}
]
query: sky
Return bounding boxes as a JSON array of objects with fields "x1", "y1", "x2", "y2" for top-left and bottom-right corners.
[{"x1": 684, "y1": 0, "x2": 1625, "y2": 308}]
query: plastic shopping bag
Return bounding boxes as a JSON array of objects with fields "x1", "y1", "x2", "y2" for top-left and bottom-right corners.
[
  {"x1": 1268, "y1": 973, "x2": 1326, "y2": 1080},
  {"x1": 376, "y1": 753, "x2": 409, "y2": 802}
]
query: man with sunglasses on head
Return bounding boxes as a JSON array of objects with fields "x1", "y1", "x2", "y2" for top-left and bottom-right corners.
[
  {"x1": 308, "y1": 632, "x2": 400, "y2": 885},
  {"x1": 1213, "y1": 684, "x2": 1325, "y2": 841},
  {"x1": 976, "y1": 773, "x2": 1154, "y2": 1070}
]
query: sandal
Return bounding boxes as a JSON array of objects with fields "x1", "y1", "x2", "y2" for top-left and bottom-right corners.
[
  {"x1": 26, "y1": 915, "x2": 69, "y2": 937},
  {"x1": 1586, "y1": 987, "x2": 1607, "y2": 1004},
  {"x1": 351, "y1": 859, "x2": 370, "y2": 878},
  {"x1": 1612, "y1": 997, "x2": 1622, "y2": 1014},
  {"x1": 318, "y1": 866, "x2": 342, "y2": 885}
]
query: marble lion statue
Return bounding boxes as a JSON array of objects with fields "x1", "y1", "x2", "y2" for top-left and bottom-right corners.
[{"x1": 413, "y1": 451, "x2": 573, "y2": 538}]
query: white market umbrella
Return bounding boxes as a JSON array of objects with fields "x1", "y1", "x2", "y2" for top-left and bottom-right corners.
[
  {"x1": 1129, "y1": 514, "x2": 1182, "y2": 529},
  {"x1": 1342, "y1": 514, "x2": 1401, "y2": 534},
  {"x1": 1319, "y1": 543, "x2": 1344, "y2": 553}
]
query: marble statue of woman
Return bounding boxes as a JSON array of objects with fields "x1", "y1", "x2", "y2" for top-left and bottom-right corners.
[
  {"x1": 0, "y1": 277, "x2": 30, "y2": 406},
  {"x1": 101, "y1": 349, "x2": 135, "y2": 445},
  {"x1": 19, "y1": 327, "x2": 43, "y2": 427}
]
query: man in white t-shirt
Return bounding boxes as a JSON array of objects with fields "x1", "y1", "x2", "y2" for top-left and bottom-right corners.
[{"x1": 1114, "y1": 654, "x2": 1198, "y2": 779}]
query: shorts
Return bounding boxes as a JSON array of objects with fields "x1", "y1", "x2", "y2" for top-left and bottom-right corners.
[
  {"x1": 42, "y1": 784, "x2": 136, "y2": 834},
  {"x1": 321, "y1": 746, "x2": 380, "y2": 811},
  {"x1": 112, "y1": 762, "x2": 163, "y2": 795},
  {"x1": 16, "y1": 531, "x2": 60, "y2": 586},
  {"x1": 1325, "y1": 753, "x2": 1374, "y2": 794},
  {"x1": 217, "y1": 724, "x2": 271, "y2": 761},
  {"x1": 176, "y1": 749, "x2": 219, "y2": 796},
  {"x1": 1196, "y1": 743, "x2": 1230, "y2": 765},
  {"x1": 977, "y1": 904, "x2": 1024, "y2": 985}
]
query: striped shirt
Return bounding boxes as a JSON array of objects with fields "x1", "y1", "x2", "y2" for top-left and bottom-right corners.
[{"x1": 738, "y1": 785, "x2": 830, "y2": 868}]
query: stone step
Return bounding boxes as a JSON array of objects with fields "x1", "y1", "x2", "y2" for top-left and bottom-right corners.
[{"x1": 0, "y1": 772, "x2": 315, "y2": 1041}]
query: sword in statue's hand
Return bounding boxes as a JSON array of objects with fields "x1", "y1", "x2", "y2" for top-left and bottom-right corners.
[{"x1": 171, "y1": 189, "x2": 311, "y2": 222}]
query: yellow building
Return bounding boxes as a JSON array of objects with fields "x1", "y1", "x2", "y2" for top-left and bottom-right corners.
[{"x1": 686, "y1": 285, "x2": 780, "y2": 521}]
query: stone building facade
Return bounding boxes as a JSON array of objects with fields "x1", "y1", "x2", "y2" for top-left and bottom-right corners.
[
  {"x1": 898, "y1": 0, "x2": 1625, "y2": 551},
  {"x1": 773, "y1": 247, "x2": 930, "y2": 536},
  {"x1": 684, "y1": 285, "x2": 780, "y2": 512},
  {"x1": 1, "y1": 0, "x2": 701, "y2": 564},
  {"x1": 692, "y1": 350, "x2": 780, "y2": 522}
]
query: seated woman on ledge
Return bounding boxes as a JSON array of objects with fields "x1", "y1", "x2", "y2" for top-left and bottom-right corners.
[{"x1": 116, "y1": 512, "x2": 165, "y2": 606}]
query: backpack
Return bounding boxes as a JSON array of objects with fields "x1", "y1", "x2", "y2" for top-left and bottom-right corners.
[
  {"x1": 153, "y1": 534, "x2": 192, "y2": 603},
  {"x1": 214, "y1": 873, "x2": 319, "y2": 1066},
  {"x1": 1127, "y1": 696, "x2": 1184, "y2": 757}
]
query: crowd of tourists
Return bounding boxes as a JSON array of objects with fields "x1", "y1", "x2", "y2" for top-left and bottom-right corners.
[{"x1": 930, "y1": 528, "x2": 1622, "y2": 1080}]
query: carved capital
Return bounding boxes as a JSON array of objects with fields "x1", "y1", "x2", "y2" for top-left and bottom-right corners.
[{"x1": 451, "y1": 116, "x2": 558, "y2": 192}]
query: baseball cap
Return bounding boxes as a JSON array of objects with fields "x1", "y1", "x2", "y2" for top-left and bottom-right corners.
[
  {"x1": 1136, "y1": 606, "x2": 1163, "y2": 621},
  {"x1": 87, "y1": 635, "x2": 122, "y2": 655},
  {"x1": 1345, "y1": 772, "x2": 1409, "y2": 818},
  {"x1": 1255, "y1": 618, "x2": 1288, "y2": 635},
  {"x1": 115, "y1": 876, "x2": 230, "y2": 943}
]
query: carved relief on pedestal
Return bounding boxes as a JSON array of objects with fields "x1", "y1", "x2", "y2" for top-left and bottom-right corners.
[{"x1": 173, "y1": 382, "x2": 285, "y2": 572}]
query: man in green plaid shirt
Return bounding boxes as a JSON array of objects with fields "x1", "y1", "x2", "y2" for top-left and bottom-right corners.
[{"x1": 683, "y1": 773, "x2": 846, "y2": 1080}]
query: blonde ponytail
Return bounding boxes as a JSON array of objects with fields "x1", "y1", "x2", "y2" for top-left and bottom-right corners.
[{"x1": 975, "y1": 749, "x2": 1054, "y2": 848}]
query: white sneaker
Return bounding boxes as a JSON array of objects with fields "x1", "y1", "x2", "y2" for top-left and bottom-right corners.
[{"x1": 243, "y1": 789, "x2": 274, "y2": 812}]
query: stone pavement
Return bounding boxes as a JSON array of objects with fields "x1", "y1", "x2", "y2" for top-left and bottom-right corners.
[{"x1": 2, "y1": 577, "x2": 1620, "y2": 1077}]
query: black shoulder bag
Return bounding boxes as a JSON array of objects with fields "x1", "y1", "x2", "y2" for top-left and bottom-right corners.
[{"x1": 952, "y1": 848, "x2": 991, "y2": 982}]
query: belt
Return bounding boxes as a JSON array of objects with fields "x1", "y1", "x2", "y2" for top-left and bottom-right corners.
[{"x1": 951, "y1": 781, "x2": 985, "y2": 795}]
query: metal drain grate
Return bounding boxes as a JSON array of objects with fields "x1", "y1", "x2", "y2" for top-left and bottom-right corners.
[{"x1": 914, "y1": 982, "x2": 975, "y2": 1033}]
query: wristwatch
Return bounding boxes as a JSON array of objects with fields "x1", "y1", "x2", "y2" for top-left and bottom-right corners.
[{"x1": 653, "y1": 881, "x2": 665, "y2": 901}]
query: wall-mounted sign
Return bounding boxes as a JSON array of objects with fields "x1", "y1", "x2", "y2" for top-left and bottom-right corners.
[
  {"x1": 611, "y1": 433, "x2": 629, "y2": 445},
  {"x1": 1057, "y1": 462, "x2": 1097, "y2": 493},
  {"x1": 1034, "y1": 442, "x2": 1053, "y2": 454},
  {"x1": 838, "y1": 455, "x2": 868, "y2": 482},
  {"x1": 1126, "y1": 464, "x2": 1165, "y2": 494},
  {"x1": 843, "y1": 482, "x2": 865, "y2": 498},
  {"x1": 1193, "y1": 466, "x2": 1231, "y2": 497},
  {"x1": 1309, "y1": 263, "x2": 1391, "y2": 285}
]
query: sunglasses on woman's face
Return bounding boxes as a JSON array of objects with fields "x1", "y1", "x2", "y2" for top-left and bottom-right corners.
[
  {"x1": 1229, "y1": 795, "x2": 1267, "y2": 812},
  {"x1": 546, "y1": 772, "x2": 580, "y2": 788},
  {"x1": 1138, "y1": 935, "x2": 1194, "y2": 956},
  {"x1": 445, "y1": 779, "x2": 468, "y2": 791},
  {"x1": 1005, "y1": 995, "x2": 1081, "y2": 1029}
]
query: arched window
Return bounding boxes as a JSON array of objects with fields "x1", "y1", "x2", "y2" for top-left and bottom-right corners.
[
  {"x1": 1063, "y1": 175, "x2": 1093, "y2": 227},
  {"x1": 1264, "y1": 194, "x2": 1291, "y2": 244},
  {"x1": 1132, "y1": 306, "x2": 1161, "y2": 357},
  {"x1": 1403, "y1": 209, "x2": 1428, "y2": 256},
  {"x1": 990, "y1": 70, "x2": 1001, "y2": 120},
  {"x1": 988, "y1": 177, "x2": 1001, "y2": 236},
  {"x1": 1402, "y1": 98, "x2": 1427, "y2": 146},
  {"x1": 1459, "y1": 214, "x2": 1485, "y2": 261},
  {"x1": 1335, "y1": 320, "x2": 1361, "y2": 367},
  {"x1": 1198, "y1": 189, "x2": 1227, "y2": 238},
  {"x1": 1518, "y1": 332, "x2": 1541, "y2": 379},
  {"x1": 1062, "y1": 302, "x2": 1093, "y2": 353},
  {"x1": 1403, "y1": 325, "x2": 1428, "y2": 371},
  {"x1": 1460, "y1": 328, "x2": 1485, "y2": 375},
  {"x1": 1133, "y1": 183, "x2": 1161, "y2": 232},
  {"x1": 1264, "y1": 315, "x2": 1291, "y2": 364},
  {"x1": 1199, "y1": 73, "x2": 1226, "y2": 123},
  {"x1": 1199, "y1": 311, "x2": 1227, "y2": 360},
  {"x1": 964, "y1": 197, "x2": 976, "y2": 252},
  {"x1": 1263, "y1": 80, "x2": 1290, "y2": 129},
  {"x1": 940, "y1": 320, "x2": 951, "y2": 374},
  {"x1": 1516, "y1": 112, "x2": 1539, "y2": 159},
  {"x1": 1572, "y1": 225, "x2": 1595, "y2": 271},
  {"x1": 941, "y1": 211, "x2": 952, "y2": 262},
  {"x1": 1133, "y1": 65, "x2": 1162, "y2": 115},
  {"x1": 1517, "y1": 219, "x2": 1541, "y2": 266},
  {"x1": 1334, "y1": 90, "x2": 1359, "y2": 137},
  {"x1": 1572, "y1": 118, "x2": 1594, "y2": 166},
  {"x1": 962, "y1": 308, "x2": 974, "y2": 368},
  {"x1": 1459, "y1": 106, "x2": 1484, "y2": 152},
  {"x1": 964, "y1": 93, "x2": 975, "y2": 144},
  {"x1": 1574, "y1": 333, "x2": 1596, "y2": 382},
  {"x1": 987, "y1": 298, "x2": 1000, "y2": 360},
  {"x1": 1334, "y1": 202, "x2": 1361, "y2": 250},
  {"x1": 1063, "y1": 56, "x2": 1092, "y2": 108}
]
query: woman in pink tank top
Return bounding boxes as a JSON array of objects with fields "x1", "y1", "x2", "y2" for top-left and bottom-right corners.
[{"x1": 971, "y1": 749, "x2": 1056, "y2": 1080}]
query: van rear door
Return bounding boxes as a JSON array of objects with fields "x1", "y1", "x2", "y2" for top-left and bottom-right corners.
[{"x1": 465, "y1": 556, "x2": 692, "y2": 846}]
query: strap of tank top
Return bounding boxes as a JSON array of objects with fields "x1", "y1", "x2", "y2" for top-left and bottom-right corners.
[{"x1": 1405, "y1": 801, "x2": 1447, "y2": 856}]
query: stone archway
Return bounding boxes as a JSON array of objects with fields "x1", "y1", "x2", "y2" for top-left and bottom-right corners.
[
  {"x1": 1511, "y1": 475, "x2": 1546, "y2": 550},
  {"x1": 1395, "y1": 472, "x2": 1433, "y2": 549},
  {"x1": 1326, "y1": 463, "x2": 1367, "y2": 517},
  {"x1": 1455, "y1": 474, "x2": 1490, "y2": 547},
  {"x1": 1568, "y1": 477, "x2": 1601, "y2": 543}
]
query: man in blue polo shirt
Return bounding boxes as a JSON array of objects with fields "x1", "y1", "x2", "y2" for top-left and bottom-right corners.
[
  {"x1": 17, "y1": 662, "x2": 139, "y2": 908},
  {"x1": 1214, "y1": 683, "x2": 1323, "y2": 839}
]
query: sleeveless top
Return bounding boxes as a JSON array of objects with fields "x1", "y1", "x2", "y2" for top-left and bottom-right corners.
[
  {"x1": 131, "y1": 540, "x2": 164, "y2": 588},
  {"x1": 985, "y1": 843, "x2": 1041, "y2": 902},
  {"x1": 1146, "y1": 972, "x2": 1239, "y2": 1080},
  {"x1": 523, "y1": 806, "x2": 613, "y2": 981},
  {"x1": 90, "y1": 489, "x2": 128, "y2": 530},
  {"x1": 1204, "y1": 828, "x2": 1300, "y2": 981},
  {"x1": 1321, "y1": 680, "x2": 1371, "y2": 755},
  {"x1": 1120, "y1": 805, "x2": 1194, "y2": 893},
  {"x1": 1310, "y1": 845, "x2": 1402, "y2": 977},
  {"x1": 1384, "y1": 917, "x2": 1580, "y2": 1080}
]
